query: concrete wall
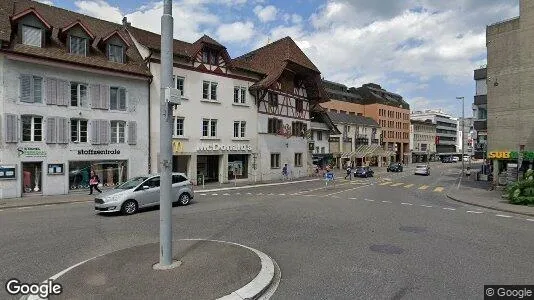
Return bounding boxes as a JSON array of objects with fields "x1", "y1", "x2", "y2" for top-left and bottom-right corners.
[{"x1": 0, "y1": 56, "x2": 149, "y2": 199}]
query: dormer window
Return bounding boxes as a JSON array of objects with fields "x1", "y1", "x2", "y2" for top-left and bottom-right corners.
[
  {"x1": 22, "y1": 25, "x2": 42, "y2": 47},
  {"x1": 202, "y1": 49, "x2": 218, "y2": 65},
  {"x1": 108, "y1": 44, "x2": 123, "y2": 63},
  {"x1": 69, "y1": 36, "x2": 87, "y2": 56}
]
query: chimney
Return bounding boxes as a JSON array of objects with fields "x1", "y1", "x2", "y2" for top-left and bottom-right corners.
[{"x1": 122, "y1": 16, "x2": 131, "y2": 27}]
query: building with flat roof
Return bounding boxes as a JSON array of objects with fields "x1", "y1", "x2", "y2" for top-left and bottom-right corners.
[
  {"x1": 473, "y1": 67, "x2": 488, "y2": 160},
  {"x1": 410, "y1": 119, "x2": 436, "y2": 163},
  {"x1": 411, "y1": 110, "x2": 458, "y2": 157}
]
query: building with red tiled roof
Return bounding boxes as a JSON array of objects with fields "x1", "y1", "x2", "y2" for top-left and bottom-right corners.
[{"x1": 0, "y1": 0, "x2": 150, "y2": 199}]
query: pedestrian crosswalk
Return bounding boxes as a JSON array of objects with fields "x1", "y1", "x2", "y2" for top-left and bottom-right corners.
[{"x1": 338, "y1": 178, "x2": 446, "y2": 193}]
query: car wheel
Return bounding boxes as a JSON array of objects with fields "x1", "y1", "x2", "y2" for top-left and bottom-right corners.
[
  {"x1": 178, "y1": 193, "x2": 191, "y2": 206},
  {"x1": 121, "y1": 200, "x2": 138, "y2": 215}
]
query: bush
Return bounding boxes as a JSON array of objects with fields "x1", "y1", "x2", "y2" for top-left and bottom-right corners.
[{"x1": 507, "y1": 178, "x2": 534, "y2": 205}]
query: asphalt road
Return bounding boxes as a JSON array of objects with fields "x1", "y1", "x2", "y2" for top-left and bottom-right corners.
[{"x1": 1, "y1": 163, "x2": 533, "y2": 299}]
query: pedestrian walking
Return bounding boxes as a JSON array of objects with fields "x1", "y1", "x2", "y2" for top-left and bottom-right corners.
[
  {"x1": 465, "y1": 167, "x2": 471, "y2": 179},
  {"x1": 89, "y1": 170, "x2": 102, "y2": 195},
  {"x1": 282, "y1": 164, "x2": 289, "y2": 181},
  {"x1": 345, "y1": 166, "x2": 352, "y2": 180}
]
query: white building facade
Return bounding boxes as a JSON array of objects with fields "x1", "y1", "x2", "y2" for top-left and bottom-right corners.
[{"x1": 0, "y1": 4, "x2": 150, "y2": 199}]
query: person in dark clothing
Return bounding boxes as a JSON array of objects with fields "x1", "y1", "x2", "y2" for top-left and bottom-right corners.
[
  {"x1": 89, "y1": 170, "x2": 102, "y2": 195},
  {"x1": 345, "y1": 166, "x2": 352, "y2": 180}
]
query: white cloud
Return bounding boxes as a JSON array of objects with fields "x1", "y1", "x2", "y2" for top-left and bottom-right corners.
[
  {"x1": 35, "y1": 0, "x2": 54, "y2": 5},
  {"x1": 216, "y1": 21, "x2": 255, "y2": 42},
  {"x1": 74, "y1": 0, "x2": 123, "y2": 23},
  {"x1": 253, "y1": 5, "x2": 278, "y2": 23},
  {"x1": 291, "y1": 14, "x2": 303, "y2": 24}
]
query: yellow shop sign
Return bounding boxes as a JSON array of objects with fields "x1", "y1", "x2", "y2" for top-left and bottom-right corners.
[{"x1": 488, "y1": 151, "x2": 534, "y2": 160}]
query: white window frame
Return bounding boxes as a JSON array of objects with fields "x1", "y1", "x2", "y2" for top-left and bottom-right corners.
[
  {"x1": 202, "y1": 81, "x2": 218, "y2": 101},
  {"x1": 174, "y1": 117, "x2": 184, "y2": 137},
  {"x1": 202, "y1": 119, "x2": 217, "y2": 137},
  {"x1": 233, "y1": 121, "x2": 246, "y2": 138},
  {"x1": 109, "y1": 86, "x2": 127, "y2": 111},
  {"x1": 21, "y1": 115, "x2": 43, "y2": 142},
  {"x1": 233, "y1": 86, "x2": 247, "y2": 104},
  {"x1": 69, "y1": 35, "x2": 87, "y2": 56},
  {"x1": 270, "y1": 153, "x2": 280, "y2": 169},
  {"x1": 22, "y1": 25, "x2": 42, "y2": 47},
  {"x1": 173, "y1": 75, "x2": 185, "y2": 96},
  {"x1": 71, "y1": 119, "x2": 88, "y2": 143},
  {"x1": 110, "y1": 121, "x2": 126, "y2": 143},
  {"x1": 108, "y1": 44, "x2": 124, "y2": 63},
  {"x1": 70, "y1": 82, "x2": 88, "y2": 107}
]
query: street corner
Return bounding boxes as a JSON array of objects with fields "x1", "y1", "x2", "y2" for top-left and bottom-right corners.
[{"x1": 27, "y1": 239, "x2": 278, "y2": 300}]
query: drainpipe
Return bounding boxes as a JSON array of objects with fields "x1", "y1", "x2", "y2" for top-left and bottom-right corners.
[{"x1": 146, "y1": 51, "x2": 153, "y2": 174}]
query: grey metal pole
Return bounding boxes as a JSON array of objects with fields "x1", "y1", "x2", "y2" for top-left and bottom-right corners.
[
  {"x1": 457, "y1": 97, "x2": 465, "y2": 174},
  {"x1": 158, "y1": 0, "x2": 174, "y2": 268}
]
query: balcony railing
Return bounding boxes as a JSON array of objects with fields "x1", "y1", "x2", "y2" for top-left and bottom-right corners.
[
  {"x1": 473, "y1": 120, "x2": 487, "y2": 131},
  {"x1": 474, "y1": 95, "x2": 487, "y2": 105}
]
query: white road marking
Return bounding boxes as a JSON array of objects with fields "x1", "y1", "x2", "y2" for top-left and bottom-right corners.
[
  {"x1": 200, "y1": 194, "x2": 207, "y2": 196},
  {"x1": 290, "y1": 193, "x2": 299, "y2": 195},
  {"x1": 443, "y1": 208, "x2": 456, "y2": 211},
  {"x1": 401, "y1": 202, "x2": 413, "y2": 206},
  {"x1": 418, "y1": 185, "x2": 429, "y2": 190},
  {"x1": 43, "y1": 204, "x2": 54, "y2": 207},
  {"x1": 0, "y1": 209, "x2": 4, "y2": 212},
  {"x1": 17, "y1": 207, "x2": 31, "y2": 210},
  {"x1": 434, "y1": 187, "x2": 445, "y2": 192},
  {"x1": 236, "y1": 193, "x2": 241, "y2": 195},
  {"x1": 364, "y1": 199, "x2": 375, "y2": 202},
  {"x1": 381, "y1": 200, "x2": 392, "y2": 203},
  {"x1": 466, "y1": 210, "x2": 483, "y2": 214},
  {"x1": 526, "y1": 219, "x2": 534, "y2": 222},
  {"x1": 247, "y1": 193, "x2": 252, "y2": 195},
  {"x1": 496, "y1": 214, "x2": 512, "y2": 218},
  {"x1": 212, "y1": 193, "x2": 218, "y2": 196},
  {"x1": 278, "y1": 193, "x2": 286, "y2": 196},
  {"x1": 404, "y1": 184, "x2": 414, "y2": 188},
  {"x1": 223, "y1": 193, "x2": 230, "y2": 196},
  {"x1": 420, "y1": 205, "x2": 433, "y2": 208},
  {"x1": 349, "y1": 197, "x2": 358, "y2": 200},
  {"x1": 331, "y1": 196, "x2": 341, "y2": 199}
]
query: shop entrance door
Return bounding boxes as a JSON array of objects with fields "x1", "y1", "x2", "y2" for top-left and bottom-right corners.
[
  {"x1": 22, "y1": 162, "x2": 42, "y2": 194},
  {"x1": 197, "y1": 155, "x2": 220, "y2": 183}
]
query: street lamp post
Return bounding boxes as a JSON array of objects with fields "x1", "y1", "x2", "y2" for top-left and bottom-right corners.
[{"x1": 457, "y1": 97, "x2": 465, "y2": 175}]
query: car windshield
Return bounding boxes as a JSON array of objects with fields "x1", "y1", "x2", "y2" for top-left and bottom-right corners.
[{"x1": 115, "y1": 176, "x2": 148, "y2": 190}]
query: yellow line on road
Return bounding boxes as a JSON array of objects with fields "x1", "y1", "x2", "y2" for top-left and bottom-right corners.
[
  {"x1": 390, "y1": 183, "x2": 404, "y2": 187},
  {"x1": 419, "y1": 185, "x2": 429, "y2": 190},
  {"x1": 404, "y1": 184, "x2": 414, "y2": 188},
  {"x1": 434, "y1": 187, "x2": 444, "y2": 192},
  {"x1": 379, "y1": 182, "x2": 392, "y2": 186}
]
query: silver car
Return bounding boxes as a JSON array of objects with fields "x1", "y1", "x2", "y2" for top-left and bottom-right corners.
[
  {"x1": 94, "y1": 173, "x2": 194, "y2": 215},
  {"x1": 414, "y1": 165, "x2": 430, "y2": 176}
]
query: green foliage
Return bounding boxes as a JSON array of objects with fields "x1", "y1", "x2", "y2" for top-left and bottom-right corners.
[{"x1": 507, "y1": 178, "x2": 534, "y2": 205}]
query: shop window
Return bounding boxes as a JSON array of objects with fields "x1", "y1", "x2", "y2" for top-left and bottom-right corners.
[
  {"x1": 69, "y1": 160, "x2": 127, "y2": 190},
  {"x1": 22, "y1": 162, "x2": 42, "y2": 194},
  {"x1": 174, "y1": 117, "x2": 184, "y2": 137},
  {"x1": 173, "y1": 76, "x2": 185, "y2": 96},
  {"x1": 110, "y1": 87, "x2": 126, "y2": 111},
  {"x1": 202, "y1": 119, "x2": 217, "y2": 137},
  {"x1": 294, "y1": 153, "x2": 303, "y2": 167},
  {"x1": 110, "y1": 121, "x2": 126, "y2": 143},
  {"x1": 234, "y1": 86, "x2": 247, "y2": 104},
  {"x1": 228, "y1": 154, "x2": 249, "y2": 179},
  {"x1": 71, "y1": 82, "x2": 88, "y2": 107},
  {"x1": 20, "y1": 75, "x2": 43, "y2": 103},
  {"x1": 71, "y1": 119, "x2": 88, "y2": 143},
  {"x1": 270, "y1": 153, "x2": 280, "y2": 169},
  {"x1": 22, "y1": 115, "x2": 42, "y2": 142}
]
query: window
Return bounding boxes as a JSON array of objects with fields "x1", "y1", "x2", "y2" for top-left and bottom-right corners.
[
  {"x1": 233, "y1": 121, "x2": 246, "y2": 138},
  {"x1": 143, "y1": 177, "x2": 160, "y2": 188},
  {"x1": 22, "y1": 116, "x2": 42, "y2": 142},
  {"x1": 234, "y1": 86, "x2": 247, "y2": 104},
  {"x1": 22, "y1": 25, "x2": 42, "y2": 47},
  {"x1": 174, "y1": 117, "x2": 184, "y2": 136},
  {"x1": 110, "y1": 121, "x2": 126, "y2": 143},
  {"x1": 70, "y1": 82, "x2": 88, "y2": 107},
  {"x1": 202, "y1": 81, "x2": 218, "y2": 101},
  {"x1": 202, "y1": 119, "x2": 217, "y2": 137},
  {"x1": 110, "y1": 87, "x2": 126, "y2": 110},
  {"x1": 202, "y1": 49, "x2": 218, "y2": 65},
  {"x1": 71, "y1": 119, "x2": 88, "y2": 143},
  {"x1": 20, "y1": 75, "x2": 43, "y2": 103},
  {"x1": 292, "y1": 121, "x2": 307, "y2": 137},
  {"x1": 268, "y1": 92, "x2": 278, "y2": 107},
  {"x1": 69, "y1": 36, "x2": 87, "y2": 56},
  {"x1": 294, "y1": 153, "x2": 303, "y2": 167},
  {"x1": 173, "y1": 76, "x2": 185, "y2": 96},
  {"x1": 317, "y1": 131, "x2": 323, "y2": 141},
  {"x1": 270, "y1": 153, "x2": 280, "y2": 169},
  {"x1": 295, "y1": 99, "x2": 303, "y2": 112},
  {"x1": 172, "y1": 175, "x2": 187, "y2": 184},
  {"x1": 321, "y1": 147, "x2": 325, "y2": 154},
  {"x1": 268, "y1": 118, "x2": 282, "y2": 134},
  {"x1": 108, "y1": 44, "x2": 124, "y2": 63}
]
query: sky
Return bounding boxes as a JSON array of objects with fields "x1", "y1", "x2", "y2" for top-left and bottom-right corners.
[{"x1": 36, "y1": 0, "x2": 519, "y2": 118}]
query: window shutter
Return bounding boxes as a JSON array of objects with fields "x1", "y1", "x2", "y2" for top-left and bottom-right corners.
[
  {"x1": 5, "y1": 114, "x2": 18, "y2": 143},
  {"x1": 100, "y1": 85, "x2": 110, "y2": 110},
  {"x1": 90, "y1": 84, "x2": 100, "y2": 109},
  {"x1": 46, "y1": 117, "x2": 57, "y2": 144},
  {"x1": 128, "y1": 121, "x2": 137, "y2": 145},
  {"x1": 91, "y1": 120, "x2": 100, "y2": 144},
  {"x1": 57, "y1": 117, "x2": 68, "y2": 144},
  {"x1": 45, "y1": 77, "x2": 57, "y2": 105},
  {"x1": 119, "y1": 88, "x2": 126, "y2": 110},
  {"x1": 20, "y1": 75, "x2": 32, "y2": 103},
  {"x1": 100, "y1": 120, "x2": 110, "y2": 144},
  {"x1": 57, "y1": 80, "x2": 69, "y2": 106}
]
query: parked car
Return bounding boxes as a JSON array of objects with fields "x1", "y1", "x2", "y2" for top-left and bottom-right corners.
[
  {"x1": 414, "y1": 165, "x2": 431, "y2": 176},
  {"x1": 463, "y1": 155, "x2": 470, "y2": 162},
  {"x1": 442, "y1": 157, "x2": 453, "y2": 163},
  {"x1": 94, "y1": 173, "x2": 194, "y2": 215},
  {"x1": 354, "y1": 166, "x2": 374, "y2": 178},
  {"x1": 452, "y1": 156, "x2": 459, "y2": 162},
  {"x1": 387, "y1": 162, "x2": 403, "y2": 172}
]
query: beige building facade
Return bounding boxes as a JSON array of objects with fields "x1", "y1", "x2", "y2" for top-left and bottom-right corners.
[{"x1": 410, "y1": 120, "x2": 436, "y2": 163}]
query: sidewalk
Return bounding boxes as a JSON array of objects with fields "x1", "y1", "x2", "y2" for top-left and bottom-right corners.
[
  {"x1": 23, "y1": 239, "x2": 278, "y2": 300},
  {"x1": 446, "y1": 176, "x2": 534, "y2": 217}
]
